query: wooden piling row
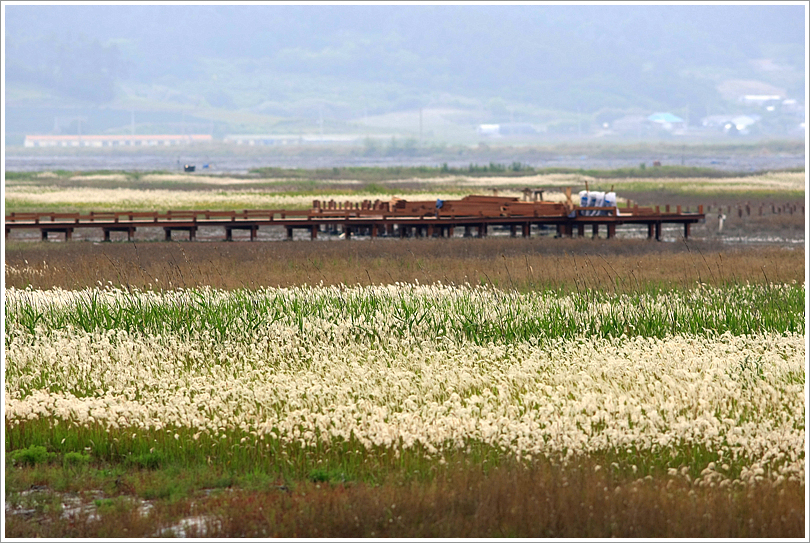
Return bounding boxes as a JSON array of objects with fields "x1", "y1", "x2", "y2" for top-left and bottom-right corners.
[{"x1": 708, "y1": 202, "x2": 804, "y2": 217}]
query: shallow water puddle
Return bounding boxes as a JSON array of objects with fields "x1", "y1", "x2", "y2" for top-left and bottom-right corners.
[
  {"x1": 155, "y1": 514, "x2": 222, "y2": 537},
  {"x1": 5, "y1": 487, "x2": 154, "y2": 524}
]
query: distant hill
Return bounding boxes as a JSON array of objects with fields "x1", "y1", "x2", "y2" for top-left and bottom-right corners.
[{"x1": 4, "y1": 4, "x2": 805, "y2": 141}]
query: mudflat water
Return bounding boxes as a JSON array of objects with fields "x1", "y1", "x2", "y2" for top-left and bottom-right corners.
[{"x1": 4, "y1": 152, "x2": 805, "y2": 174}]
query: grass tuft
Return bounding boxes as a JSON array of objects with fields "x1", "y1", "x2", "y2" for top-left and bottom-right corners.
[{"x1": 9, "y1": 445, "x2": 56, "y2": 466}]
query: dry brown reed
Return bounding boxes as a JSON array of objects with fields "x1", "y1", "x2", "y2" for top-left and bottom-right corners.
[
  {"x1": 5, "y1": 237, "x2": 804, "y2": 292},
  {"x1": 5, "y1": 459, "x2": 804, "y2": 538},
  {"x1": 207, "y1": 465, "x2": 805, "y2": 538}
]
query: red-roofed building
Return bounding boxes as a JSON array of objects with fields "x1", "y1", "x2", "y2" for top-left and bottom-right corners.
[{"x1": 24, "y1": 134, "x2": 213, "y2": 147}]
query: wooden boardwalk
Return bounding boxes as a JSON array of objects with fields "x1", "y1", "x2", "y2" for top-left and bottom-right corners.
[{"x1": 5, "y1": 196, "x2": 705, "y2": 242}]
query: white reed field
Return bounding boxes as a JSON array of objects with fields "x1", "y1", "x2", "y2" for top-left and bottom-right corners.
[
  {"x1": 6, "y1": 170, "x2": 803, "y2": 213},
  {"x1": 4, "y1": 283, "x2": 805, "y2": 486}
]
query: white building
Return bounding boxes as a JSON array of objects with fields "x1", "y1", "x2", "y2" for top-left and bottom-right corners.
[
  {"x1": 738, "y1": 94, "x2": 783, "y2": 106},
  {"x1": 476, "y1": 124, "x2": 501, "y2": 137}
]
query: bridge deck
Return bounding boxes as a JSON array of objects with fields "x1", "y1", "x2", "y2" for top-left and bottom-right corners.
[{"x1": 5, "y1": 204, "x2": 705, "y2": 242}]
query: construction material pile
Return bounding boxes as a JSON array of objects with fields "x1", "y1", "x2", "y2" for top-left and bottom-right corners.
[{"x1": 389, "y1": 195, "x2": 568, "y2": 218}]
